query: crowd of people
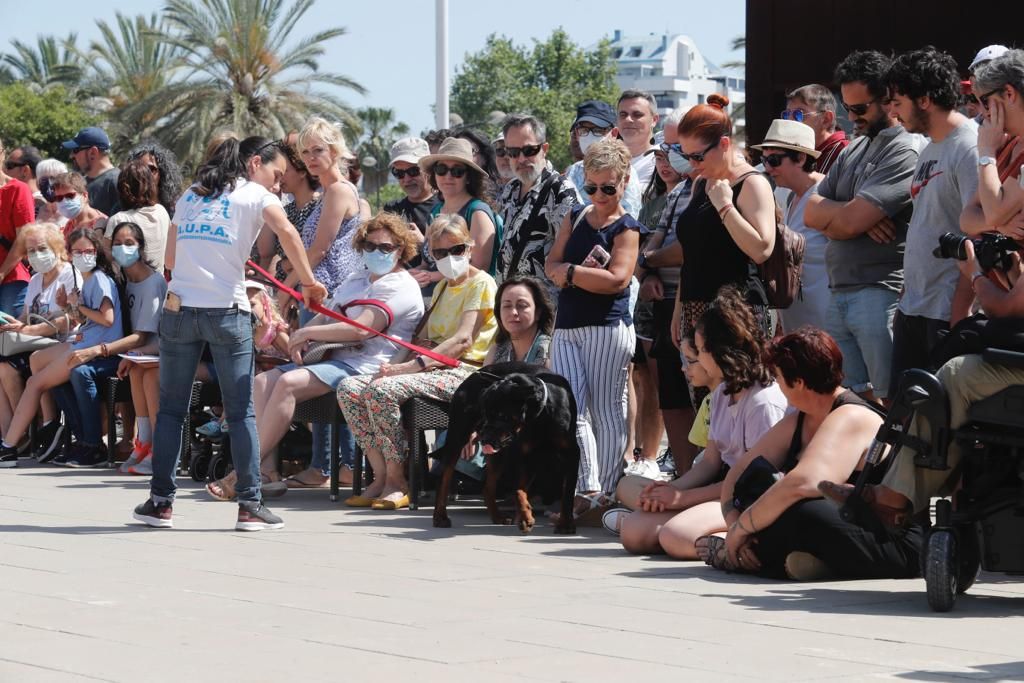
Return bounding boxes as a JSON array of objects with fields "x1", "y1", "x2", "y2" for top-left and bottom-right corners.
[{"x1": 1, "y1": 41, "x2": 1024, "y2": 581}]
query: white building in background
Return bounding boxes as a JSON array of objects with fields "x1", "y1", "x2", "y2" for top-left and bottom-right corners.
[{"x1": 593, "y1": 30, "x2": 746, "y2": 135}]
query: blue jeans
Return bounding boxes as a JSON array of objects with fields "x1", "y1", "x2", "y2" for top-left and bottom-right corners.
[
  {"x1": 56, "y1": 357, "x2": 121, "y2": 445},
  {"x1": 825, "y1": 287, "x2": 898, "y2": 399},
  {"x1": 0, "y1": 281, "x2": 27, "y2": 320},
  {"x1": 151, "y1": 306, "x2": 260, "y2": 504}
]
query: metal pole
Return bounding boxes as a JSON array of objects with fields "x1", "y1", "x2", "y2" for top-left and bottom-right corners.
[{"x1": 435, "y1": 0, "x2": 449, "y2": 129}]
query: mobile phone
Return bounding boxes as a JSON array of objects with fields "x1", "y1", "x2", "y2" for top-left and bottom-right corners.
[{"x1": 583, "y1": 245, "x2": 611, "y2": 268}]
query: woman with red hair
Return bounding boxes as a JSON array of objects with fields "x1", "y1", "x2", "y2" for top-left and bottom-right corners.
[
  {"x1": 700, "y1": 327, "x2": 924, "y2": 581},
  {"x1": 668, "y1": 94, "x2": 777, "y2": 404}
]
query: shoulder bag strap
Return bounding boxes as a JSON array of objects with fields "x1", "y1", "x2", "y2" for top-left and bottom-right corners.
[{"x1": 411, "y1": 280, "x2": 447, "y2": 340}]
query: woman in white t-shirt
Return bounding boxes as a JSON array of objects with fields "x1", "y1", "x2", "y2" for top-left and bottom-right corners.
[
  {"x1": 617, "y1": 287, "x2": 788, "y2": 558},
  {"x1": 206, "y1": 213, "x2": 424, "y2": 500},
  {"x1": 104, "y1": 158, "x2": 171, "y2": 272},
  {"x1": 0, "y1": 222, "x2": 80, "y2": 460},
  {"x1": 132, "y1": 136, "x2": 327, "y2": 532}
]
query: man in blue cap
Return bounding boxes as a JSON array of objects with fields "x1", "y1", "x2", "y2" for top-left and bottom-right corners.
[
  {"x1": 62, "y1": 127, "x2": 120, "y2": 216},
  {"x1": 565, "y1": 100, "x2": 642, "y2": 217}
]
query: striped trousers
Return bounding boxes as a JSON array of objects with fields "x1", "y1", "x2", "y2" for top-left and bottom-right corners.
[{"x1": 551, "y1": 320, "x2": 635, "y2": 494}]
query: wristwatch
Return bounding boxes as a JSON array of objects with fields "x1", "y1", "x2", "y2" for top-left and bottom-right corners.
[
  {"x1": 638, "y1": 252, "x2": 651, "y2": 271},
  {"x1": 566, "y1": 264, "x2": 576, "y2": 287},
  {"x1": 979, "y1": 156, "x2": 998, "y2": 167}
]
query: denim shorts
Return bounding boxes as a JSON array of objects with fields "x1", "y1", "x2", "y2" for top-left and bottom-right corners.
[{"x1": 276, "y1": 358, "x2": 358, "y2": 390}]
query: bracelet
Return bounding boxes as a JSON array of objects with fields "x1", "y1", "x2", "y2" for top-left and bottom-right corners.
[
  {"x1": 566, "y1": 264, "x2": 576, "y2": 287},
  {"x1": 717, "y1": 203, "x2": 734, "y2": 220},
  {"x1": 299, "y1": 282, "x2": 314, "y2": 288},
  {"x1": 100, "y1": 343, "x2": 108, "y2": 358},
  {"x1": 415, "y1": 355, "x2": 427, "y2": 369},
  {"x1": 737, "y1": 509, "x2": 757, "y2": 534},
  {"x1": 971, "y1": 271, "x2": 987, "y2": 288}
]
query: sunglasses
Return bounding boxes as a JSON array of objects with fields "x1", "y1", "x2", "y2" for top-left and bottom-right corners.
[
  {"x1": 582, "y1": 183, "x2": 618, "y2": 196},
  {"x1": 841, "y1": 98, "x2": 878, "y2": 116},
  {"x1": 762, "y1": 152, "x2": 798, "y2": 168},
  {"x1": 391, "y1": 166, "x2": 421, "y2": 180},
  {"x1": 505, "y1": 144, "x2": 543, "y2": 159},
  {"x1": 494, "y1": 147, "x2": 507, "y2": 158},
  {"x1": 431, "y1": 243, "x2": 469, "y2": 260},
  {"x1": 680, "y1": 138, "x2": 720, "y2": 162},
  {"x1": 53, "y1": 192, "x2": 78, "y2": 202},
  {"x1": 4, "y1": 161, "x2": 27, "y2": 170},
  {"x1": 433, "y1": 163, "x2": 467, "y2": 178},
  {"x1": 781, "y1": 109, "x2": 817, "y2": 122},
  {"x1": 361, "y1": 241, "x2": 399, "y2": 254},
  {"x1": 659, "y1": 142, "x2": 683, "y2": 155},
  {"x1": 979, "y1": 86, "x2": 1005, "y2": 109}
]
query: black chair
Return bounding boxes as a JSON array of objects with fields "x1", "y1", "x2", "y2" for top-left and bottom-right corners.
[
  {"x1": 293, "y1": 394, "x2": 344, "y2": 501},
  {"x1": 401, "y1": 396, "x2": 449, "y2": 510},
  {"x1": 105, "y1": 377, "x2": 203, "y2": 468}
]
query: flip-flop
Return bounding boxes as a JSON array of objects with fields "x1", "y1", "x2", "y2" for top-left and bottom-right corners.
[
  {"x1": 262, "y1": 481, "x2": 288, "y2": 497},
  {"x1": 285, "y1": 475, "x2": 330, "y2": 489},
  {"x1": 205, "y1": 479, "x2": 236, "y2": 502}
]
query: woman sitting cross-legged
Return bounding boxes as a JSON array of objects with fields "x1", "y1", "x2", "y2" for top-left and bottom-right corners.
[
  {"x1": 700, "y1": 327, "x2": 924, "y2": 580},
  {"x1": 337, "y1": 212, "x2": 498, "y2": 510},
  {"x1": 616, "y1": 286, "x2": 788, "y2": 558},
  {"x1": 204, "y1": 212, "x2": 425, "y2": 500}
]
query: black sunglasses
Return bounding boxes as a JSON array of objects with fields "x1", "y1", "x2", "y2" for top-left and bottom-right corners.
[
  {"x1": 4, "y1": 161, "x2": 27, "y2": 170},
  {"x1": 494, "y1": 147, "x2": 507, "y2": 158},
  {"x1": 762, "y1": 152, "x2": 798, "y2": 168},
  {"x1": 680, "y1": 138, "x2": 720, "y2": 162},
  {"x1": 505, "y1": 144, "x2": 544, "y2": 159},
  {"x1": 841, "y1": 98, "x2": 878, "y2": 116},
  {"x1": 361, "y1": 241, "x2": 399, "y2": 254},
  {"x1": 431, "y1": 243, "x2": 469, "y2": 260},
  {"x1": 391, "y1": 166, "x2": 421, "y2": 180},
  {"x1": 781, "y1": 109, "x2": 817, "y2": 122},
  {"x1": 979, "y1": 86, "x2": 1005, "y2": 109},
  {"x1": 582, "y1": 183, "x2": 618, "y2": 196},
  {"x1": 433, "y1": 163, "x2": 467, "y2": 178}
]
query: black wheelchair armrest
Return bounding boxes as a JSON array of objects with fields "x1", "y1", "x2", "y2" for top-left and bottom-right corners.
[{"x1": 982, "y1": 347, "x2": 1024, "y2": 370}]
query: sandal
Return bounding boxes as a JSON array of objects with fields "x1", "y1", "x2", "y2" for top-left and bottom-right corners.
[
  {"x1": 285, "y1": 469, "x2": 330, "y2": 489},
  {"x1": 695, "y1": 535, "x2": 737, "y2": 572},
  {"x1": 206, "y1": 478, "x2": 236, "y2": 502},
  {"x1": 570, "y1": 491, "x2": 616, "y2": 527}
]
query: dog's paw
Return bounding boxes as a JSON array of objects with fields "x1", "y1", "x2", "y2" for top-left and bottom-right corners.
[
  {"x1": 432, "y1": 516, "x2": 452, "y2": 528},
  {"x1": 553, "y1": 522, "x2": 576, "y2": 535},
  {"x1": 518, "y1": 517, "x2": 535, "y2": 534}
]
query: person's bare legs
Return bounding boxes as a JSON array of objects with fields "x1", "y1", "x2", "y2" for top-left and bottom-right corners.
[
  {"x1": 635, "y1": 351, "x2": 664, "y2": 460},
  {"x1": 620, "y1": 510, "x2": 677, "y2": 554},
  {"x1": 4, "y1": 344, "x2": 73, "y2": 445},
  {"x1": 0, "y1": 363, "x2": 20, "y2": 435},
  {"x1": 614, "y1": 474, "x2": 653, "y2": 510},
  {"x1": 378, "y1": 459, "x2": 409, "y2": 502},
  {"x1": 361, "y1": 446, "x2": 387, "y2": 498},
  {"x1": 656, "y1": 500, "x2": 727, "y2": 560},
  {"x1": 623, "y1": 364, "x2": 637, "y2": 461}
]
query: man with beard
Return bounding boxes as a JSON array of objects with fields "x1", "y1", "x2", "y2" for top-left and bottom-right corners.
[
  {"x1": 887, "y1": 47, "x2": 979, "y2": 382},
  {"x1": 61, "y1": 127, "x2": 120, "y2": 216},
  {"x1": 496, "y1": 114, "x2": 577, "y2": 293},
  {"x1": 805, "y1": 51, "x2": 921, "y2": 403}
]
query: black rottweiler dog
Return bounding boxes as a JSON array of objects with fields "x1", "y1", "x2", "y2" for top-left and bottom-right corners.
[{"x1": 431, "y1": 361, "x2": 579, "y2": 534}]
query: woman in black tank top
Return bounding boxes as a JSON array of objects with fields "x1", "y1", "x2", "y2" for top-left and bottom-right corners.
[{"x1": 699, "y1": 329, "x2": 923, "y2": 580}]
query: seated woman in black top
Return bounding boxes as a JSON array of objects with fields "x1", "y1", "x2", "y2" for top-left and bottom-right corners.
[{"x1": 701, "y1": 328, "x2": 924, "y2": 580}]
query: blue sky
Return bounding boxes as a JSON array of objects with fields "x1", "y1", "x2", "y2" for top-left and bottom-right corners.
[{"x1": 0, "y1": 0, "x2": 745, "y2": 136}]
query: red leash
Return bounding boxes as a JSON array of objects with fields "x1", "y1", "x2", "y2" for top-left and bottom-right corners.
[{"x1": 246, "y1": 260, "x2": 460, "y2": 368}]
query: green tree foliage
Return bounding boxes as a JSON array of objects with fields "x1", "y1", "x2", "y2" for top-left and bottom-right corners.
[
  {"x1": 450, "y1": 29, "x2": 620, "y2": 169},
  {"x1": 0, "y1": 82, "x2": 95, "y2": 157},
  {"x1": 355, "y1": 107, "x2": 410, "y2": 198}
]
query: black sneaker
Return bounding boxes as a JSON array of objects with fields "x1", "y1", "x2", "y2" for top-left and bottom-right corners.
[
  {"x1": 51, "y1": 442, "x2": 84, "y2": 468},
  {"x1": 0, "y1": 444, "x2": 18, "y2": 468},
  {"x1": 132, "y1": 499, "x2": 173, "y2": 528},
  {"x1": 33, "y1": 421, "x2": 65, "y2": 463},
  {"x1": 235, "y1": 503, "x2": 284, "y2": 531},
  {"x1": 64, "y1": 445, "x2": 107, "y2": 469}
]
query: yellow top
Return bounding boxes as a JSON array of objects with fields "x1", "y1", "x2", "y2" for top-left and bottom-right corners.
[
  {"x1": 688, "y1": 392, "x2": 712, "y2": 448},
  {"x1": 426, "y1": 270, "x2": 497, "y2": 364}
]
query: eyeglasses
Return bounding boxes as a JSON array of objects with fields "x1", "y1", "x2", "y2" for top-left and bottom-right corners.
[
  {"x1": 576, "y1": 125, "x2": 612, "y2": 136},
  {"x1": 841, "y1": 98, "x2": 879, "y2": 116},
  {"x1": 53, "y1": 192, "x2": 77, "y2": 202},
  {"x1": 70, "y1": 249, "x2": 97, "y2": 256},
  {"x1": 361, "y1": 241, "x2": 399, "y2": 254},
  {"x1": 505, "y1": 144, "x2": 544, "y2": 159},
  {"x1": 431, "y1": 243, "x2": 469, "y2": 260},
  {"x1": 4, "y1": 161, "x2": 27, "y2": 170},
  {"x1": 680, "y1": 138, "x2": 720, "y2": 163},
  {"x1": 781, "y1": 109, "x2": 817, "y2": 122},
  {"x1": 979, "y1": 86, "x2": 1005, "y2": 109},
  {"x1": 391, "y1": 166, "x2": 421, "y2": 180},
  {"x1": 762, "y1": 152, "x2": 798, "y2": 168},
  {"x1": 582, "y1": 183, "x2": 618, "y2": 196},
  {"x1": 659, "y1": 142, "x2": 683, "y2": 155},
  {"x1": 494, "y1": 147, "x2": 507, "y2": 158},
  {"x1": 433, "y1": 163, "x2": 467, "y2": 178}
]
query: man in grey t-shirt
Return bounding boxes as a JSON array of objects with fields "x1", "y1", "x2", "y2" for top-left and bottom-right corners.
[
  {"x1": 805, "y1": 51, "x2": 920, "y2": 401},
  {"x1": 887, "y1": 48, "x2": 979, "y2": 384}
]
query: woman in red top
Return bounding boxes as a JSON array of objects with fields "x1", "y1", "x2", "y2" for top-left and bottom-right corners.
[{"x1": 0, "y1": 139, "x2": 35, "y2": 318}]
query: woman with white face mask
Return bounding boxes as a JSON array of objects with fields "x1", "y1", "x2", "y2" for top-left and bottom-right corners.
[
  {"x1": 205, "y1": 213, "x2": 424, "y2": 500},
  {"x1": 337, "y1": 213, "x2": 498, "y2": 510},
  {"x1": 0, "y1": 222, "x2": 81, "y2": 462}
]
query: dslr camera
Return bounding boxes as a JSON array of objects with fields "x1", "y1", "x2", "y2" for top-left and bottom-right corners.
[{"x1": 933, "y1": 232, "x2": 1022, "y2": 272}]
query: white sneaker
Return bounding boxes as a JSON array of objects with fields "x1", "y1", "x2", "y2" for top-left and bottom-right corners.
[
  {"x1": 623, "y1": 458, "x2": 661, "y2": 480},
  {"x1": 601, "y1": 507, "x2": 630, "y2": 535},
  {"x1": 128, "y1": 454, "x2": 153, "y2": 476}
]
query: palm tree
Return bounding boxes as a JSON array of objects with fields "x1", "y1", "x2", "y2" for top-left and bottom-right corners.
[
  {"x1": 2, "y1": 34, "x2": 84, "y2": 91},
  {"x1": 131, "y1": 0, "x2": 366, "y2": 166},
  {"x1": 722, "y1": 35, "x2": 746, "y2": 71},
  {"x1": 84, "y1": 13, "x2": 186, "y2": 155},
  {"x1": 356, "y1": 107, "x2": 410, "y2": 199}
]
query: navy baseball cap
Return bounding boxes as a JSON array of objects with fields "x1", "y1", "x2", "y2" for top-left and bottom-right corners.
[
  {"x1": 62, "y1": 127, "x2": 111, "y2": 151},
  {"x1": 572, "y1": 100, "x2": 616, "y2": 129}
]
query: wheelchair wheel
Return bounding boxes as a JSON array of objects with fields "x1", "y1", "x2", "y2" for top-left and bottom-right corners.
[
  {"x1": 208, "y1": 453, "x2": 234, "y2": 481},
  {"x1": 925, "y1": 530, "x2": 957, "y2": 612},
  {"x1": 189, "y1": 447, "x2": 211, "y2": 482}
]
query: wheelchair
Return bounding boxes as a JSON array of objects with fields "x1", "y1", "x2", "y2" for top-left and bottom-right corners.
[{"x1": 842, "y1": 348, "x2": 1024, "y2": 612}]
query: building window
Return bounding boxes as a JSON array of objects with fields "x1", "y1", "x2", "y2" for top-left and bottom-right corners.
[
  {"x1": 698, "y1": 94, "x2": 705, "y2": 104},
  {"x1": 628, "y1": 46, "x2": 642, "y2": 57},
  {"x1": 655, "y1": 95, "x2": 674, "y2": 109},
  {"x1": 611, "y1": 47, "x2": 623, "y2": 59}
]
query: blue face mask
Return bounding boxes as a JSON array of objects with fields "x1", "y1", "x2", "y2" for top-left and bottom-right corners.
[
  {"x1": 112, "y1": 244, "x2": 140, "y2": 268},
  {"x1": 57, "y1": 196, "x2": 83, "y2": 219},
  {"x1": 668, "y1": 150, "x2": 692, "y2": 176},
  {"x1": 362, "y1": 249, "x2": 398, "y2": 276}
]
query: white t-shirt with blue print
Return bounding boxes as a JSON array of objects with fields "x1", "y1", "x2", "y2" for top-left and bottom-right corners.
[{"x1": 170, "y1": 179, "x2": 282, "y2": 311}]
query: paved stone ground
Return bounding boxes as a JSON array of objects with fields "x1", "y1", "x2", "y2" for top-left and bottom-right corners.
[{"x1": 2, "y1": 462, "x2": 1024, "y2": 682}]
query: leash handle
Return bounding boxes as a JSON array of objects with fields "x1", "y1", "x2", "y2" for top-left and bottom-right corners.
[{"x1": 246, "y1": 260, "x2": 460, "y2": 368}]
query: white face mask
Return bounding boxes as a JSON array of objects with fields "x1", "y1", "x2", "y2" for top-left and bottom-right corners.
[
  {"x1": 436, "y1": 253, "x2": 469, "y2": 281},
  {"x1": 27, "y1": 248, "x2": 58, "y2": 274},
  {"x1": 577, "y1": 131, "x2": 605, "y2": 156},
  {"x1": 72, "y1": 253, "x2": 97, "y2": 273}
]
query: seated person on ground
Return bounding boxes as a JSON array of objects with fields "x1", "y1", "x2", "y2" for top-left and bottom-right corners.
[
  {"x1": 206, "y1": 212, "x2": 424, "y2": 499},
  {"x1": 702, "y1": 328, "x2": 922, "y2": 581},
  {"x1": 615, "y1": 286, "x2": 788, "y2": 558}
]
